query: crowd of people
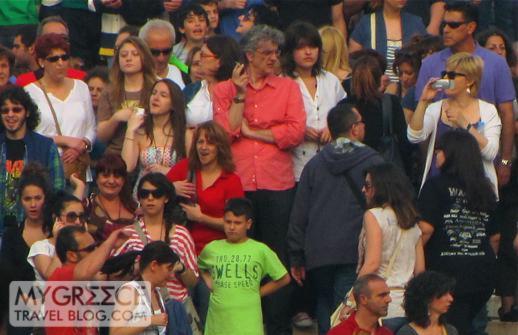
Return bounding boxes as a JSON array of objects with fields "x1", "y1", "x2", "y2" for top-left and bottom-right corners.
[{"x1": 0, "y1": 1, "x2": 518, "y2": 335}]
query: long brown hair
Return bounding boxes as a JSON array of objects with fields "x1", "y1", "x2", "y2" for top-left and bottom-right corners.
[
  {"x1": 109, "y1": 36, "x2": 156, "y2": 110},
  {"x1": 365, "y1": 163, "x2": 419, "y2": 230},
  {"x1": 188, "y1": 121, "x2": 235, "y2": 172},
  {"x1": 144, "y1": 79, "x2": 187, "y2": 160},
  {"x1": 351, "y1": 52, "x2": 385, "y2": 102}
]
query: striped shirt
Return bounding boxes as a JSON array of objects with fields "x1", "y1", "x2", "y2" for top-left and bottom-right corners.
[
  {"x1": 115, "y1": 218, "x2": 199, "y2": 302},
  {"x1": 386, "y1": 39, "x2": 402, "y2": 83}
]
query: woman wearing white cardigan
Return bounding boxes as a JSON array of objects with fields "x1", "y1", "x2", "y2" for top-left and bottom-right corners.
[{"x1": 408, "y1": 52, "x2": 501, "y2": 196}]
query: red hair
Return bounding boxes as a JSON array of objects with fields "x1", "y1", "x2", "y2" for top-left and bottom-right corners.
[{"x1": 35, "y1": 33, "x2": 70, "y2": 60}]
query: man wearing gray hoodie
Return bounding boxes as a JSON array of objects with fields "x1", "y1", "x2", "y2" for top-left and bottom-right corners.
[{"x1": 288, "y1": 103, "x2": 384, "y2": 334}]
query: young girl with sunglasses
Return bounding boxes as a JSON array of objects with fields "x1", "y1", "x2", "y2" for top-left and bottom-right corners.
[
  {"x1": 27, "y1": 190, "x2": 85, "y2": 281},
  {"x1": 408, "y1": 52, "x2": 501, "y2": 196},
  {"x1": 115, "y1": 173, "x2": 201, "y2": 335}
]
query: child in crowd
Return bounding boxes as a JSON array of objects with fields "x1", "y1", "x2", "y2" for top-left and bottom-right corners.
[
  {"x1": 173, "y1": 4, "x2": 209, "y2": 63},
  {"x1": 195, "y1": 0, "x2": 219, "y2": 37},
  {"x1": 198, "y1": 198, "x2": 291, "y2": 335}
]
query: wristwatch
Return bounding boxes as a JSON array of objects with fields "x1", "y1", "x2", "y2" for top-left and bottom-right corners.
[
  {"x1": 500, "y1": 159, "x2": 512, "y2": 167},
  {"x1": 233, "y1": 95, "x2": 245, "y2": 104}
]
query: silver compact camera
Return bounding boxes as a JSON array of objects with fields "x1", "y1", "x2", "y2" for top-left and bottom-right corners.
[{"x1": 432, "y1": 79, "x2": 455, "y2": 90}]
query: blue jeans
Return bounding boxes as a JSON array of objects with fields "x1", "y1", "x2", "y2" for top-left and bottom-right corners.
[
  {"x1": 308, "y1": 264, "x2": 357, "y2": 334},
  {"x1": 191, "y1": 279, "x2": 210, "y2": 327}
]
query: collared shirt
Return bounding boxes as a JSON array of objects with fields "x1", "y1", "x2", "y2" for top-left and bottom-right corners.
[
  {"x1": 327, "y1": 312, "x2": 393, "y2": 335},
  {"x1": 186, "y1": 80, "x2": 213, "y2": 127},
  {"x1": 213, "y1": 75, "x2": 306, "y2": 191},
  {"x1": 167, "y1": 158, "x2": 244, "y2": 255},
  {"x1": 415, "y1": 43, "x2": 516, "y2": 105},
  {"x1": 293, "y1": 71, "x2": 346, "y2": 180}
]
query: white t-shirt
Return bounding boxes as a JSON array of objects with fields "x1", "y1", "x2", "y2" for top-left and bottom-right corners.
[
  {"x1": 292, "y1": 71, "x2": 347, "y2": 180},
  {"x1": 164, "y1": 64, "x2": 185, "y2": 89},
  {"x1": 27, "y1": 239, "x2": 55, "y2": 282}
]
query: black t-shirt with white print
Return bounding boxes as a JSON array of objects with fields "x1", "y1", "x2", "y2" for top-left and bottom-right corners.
[{"x1": 418, "y1": 174, "x2": 498, "y2": 295}]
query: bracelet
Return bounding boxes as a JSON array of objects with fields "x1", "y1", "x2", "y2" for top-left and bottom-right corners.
[{"x1": 466, "y1": 123, "x2": 472, "y2": 131}]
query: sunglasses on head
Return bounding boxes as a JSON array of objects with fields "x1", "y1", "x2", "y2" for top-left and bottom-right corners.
[
  {"x1": 441, "y1": 21, "x2": 467, "y2": 29},
  {"x1": 441, "y1": 71, "x2": 466, "y2": 79},
  {"x1": 0, "y1": 106, "x2": 24, "y2": 114},
  {"x1": 138, "y1": 188, "x2": 166, "y2": 199},
  {"x1": 46, "y1": 54, "x2": 70, "y2": 62},
  {"x1": 75, "y1": 242, "x2": 99, "y2": 253},
  {"x1": 150, "y1": 48, "x2": 173, "y2": 56},
  {"x1": 62, "y1": 211, "x2": 87, "y2": 223}
]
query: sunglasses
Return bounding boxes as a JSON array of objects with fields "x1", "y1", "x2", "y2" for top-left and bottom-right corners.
[
  {"x1": 441, "y1": 71, "x2": 466, "y2": 79},
  {"x1": 75, "y1": 242, "x2": 99, "y2": 253},
  {"x1": 150, "y1": 48, "x2": 173, "y2": 56},
  {"x1": 138, "y1": 188, "x2": 166, "y2": 199},
  {"x1": 0, "y1": 106, "x2": 24, "y2": 114},
  {"x1": 441, "y1": 21, "x2": 467, "y2": 29},
  {"x1": 46, "y1": 54, "x2": 70, "y2": 62},
  {"x1": 62, "y1": 211, "x2": 87, "y2": 224}
]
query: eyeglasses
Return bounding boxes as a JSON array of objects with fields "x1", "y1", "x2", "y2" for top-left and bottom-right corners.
[
  {"x1": 256, "y1": 48, "x2": 281, "y2": 57},
  {"x1": 149, "y1": 48, "x2": 173, "y2": 56},
  {"x1": 46, "y1": 54, "x2": 70, "y2": 62},
  {"x1": 62, "y1": 211, "x2": 87, "y2": 224},
  {"x1": 441, "y1": 71, "x2": 466, "y2": 80},
  {"x1": 138, "y1": 188, "x2": 166, "y2": 199},
  {"x1": 0, "y1": 106, "x2": 24, "y2": 114},
  {"x1": 441, "y1": 21, "x2": 467, "y2": 29},
  {"x1": 242, "y1": 12, "x2": 255, "y2": 22},
  {"x1": 75, "y1": 242, "x2": 99, "y2": 253}
]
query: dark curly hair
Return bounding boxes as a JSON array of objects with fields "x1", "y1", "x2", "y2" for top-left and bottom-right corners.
[
  {"x1": 403, "y1": 271, "x2": 456, "y2": 327},
  {"x1": 18, "y1": 162, "x2": 53, "y2": 235},
  {"x1": 137, "y1": 173, "x2": 182, "y2": 244},
  {"x1": 0, "y1": 86, "x2": 40, "y2": 131}
]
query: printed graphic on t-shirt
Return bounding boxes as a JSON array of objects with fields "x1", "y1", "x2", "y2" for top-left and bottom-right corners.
[
  {"x1": 442, "y1": 187, "x2": 488, "y2": 257},
  {"x1": 4, "y1": 158, "x2": 24, "y2": 216},
  {"x1": 211, "y1": 254, "x2": 262, "y2": 289}
]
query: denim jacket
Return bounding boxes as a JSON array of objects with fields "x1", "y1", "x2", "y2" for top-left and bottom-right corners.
[{"x1": 0, "y1": 131, "x2": 65, "y2": 234}]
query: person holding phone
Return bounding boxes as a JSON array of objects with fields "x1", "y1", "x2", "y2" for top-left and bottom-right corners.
[
  {"x1": 166, "y1": 121, "x2": 243, "y2": 325},
  {"x1": 408, "y1": 52, "x2": 501, "y2": 196}
]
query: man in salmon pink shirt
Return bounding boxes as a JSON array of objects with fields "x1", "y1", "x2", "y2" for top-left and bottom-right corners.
[{"x1": 213, "y1": 25, "x2": 305, "y2": 335}]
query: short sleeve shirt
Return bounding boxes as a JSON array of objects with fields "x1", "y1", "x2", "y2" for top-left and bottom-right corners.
[{"x1": 198, "y1": 239, "x2": 287, "y2": 335}]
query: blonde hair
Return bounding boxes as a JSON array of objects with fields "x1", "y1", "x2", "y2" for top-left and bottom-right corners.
[
  {"x1": 446, "y1": 52, "x2": 484, "y2": 97},
  {"x1": 319, "y1": 26, "x2": 351, "y2": 78}
]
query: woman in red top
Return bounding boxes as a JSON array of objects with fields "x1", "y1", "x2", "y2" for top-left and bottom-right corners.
[
  {"x1": 166, "y1": 120, "x2": 243, "y2": 325},
  {"x1": 167, "y1": 120, "x2": 244, "y2": 255}
]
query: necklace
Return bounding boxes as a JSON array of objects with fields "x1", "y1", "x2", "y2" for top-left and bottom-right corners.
[
  {"x1": 151, "y1": 127, "x2": 172, "y2": 167},
  {"x1": 97, "y1": 194, "x2": 122, "y2": 221}
]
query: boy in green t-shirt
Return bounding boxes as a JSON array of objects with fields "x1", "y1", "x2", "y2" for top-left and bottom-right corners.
[{"x1": 198, "y1": 198, "x2": 290, "y2": 335}]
